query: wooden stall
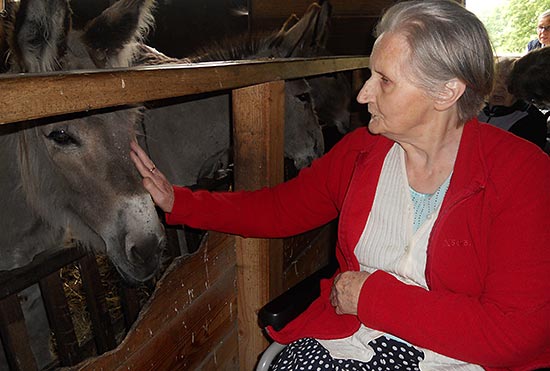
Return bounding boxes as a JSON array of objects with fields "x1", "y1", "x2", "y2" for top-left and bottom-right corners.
[{"x1": 0, "y1": 56, "x2": 369, "y2": 370}]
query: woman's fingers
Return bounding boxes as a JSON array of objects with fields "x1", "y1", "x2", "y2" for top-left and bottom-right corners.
[
  {"x1": 130, "y1": 141, "x2": 175, "y2": 213},
  {"x1": 331, "y1": 271, "x2": 370, "y2": 316},
  {"x1": 130, "y1": 141, "x2": 154, "y2": 178}
]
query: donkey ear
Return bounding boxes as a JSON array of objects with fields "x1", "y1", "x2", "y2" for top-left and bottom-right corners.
[
  {"x1": 275, "y1": 1, "x2": 332, "y2": 58},
  {"x1": 12, "y1": 0, "x2": 71, "y2": 72},
  {"x1": 82, "y1": 0, "x2": 155, "y2": 68}
]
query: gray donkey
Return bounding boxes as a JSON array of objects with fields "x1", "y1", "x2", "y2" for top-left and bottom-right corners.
[{"x1": 0, "y1": 0, "x2": 165, "y2": 368}]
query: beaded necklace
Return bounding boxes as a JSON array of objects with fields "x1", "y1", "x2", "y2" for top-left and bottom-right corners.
[{"x1": 409, "y1": 173, "x2": 452, "y2": 232}]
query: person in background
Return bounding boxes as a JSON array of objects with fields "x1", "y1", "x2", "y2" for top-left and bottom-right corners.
[
  {"x1": 131, "y1": 1, "x2": 550, "y2": 370},
  {"x1": 509, "y1": 46, "x2": 550, "y2": 108},
  {"x1": 478, "y1": 57, "x2": 547, "y2": 150},
  {"x1": 527, "y1": 10, "x2": 550, "y2": 52}
]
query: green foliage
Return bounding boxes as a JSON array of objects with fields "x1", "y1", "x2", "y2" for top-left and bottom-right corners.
[{"x1": 474, "y1": 0, "x2": 550, "y2": 55}]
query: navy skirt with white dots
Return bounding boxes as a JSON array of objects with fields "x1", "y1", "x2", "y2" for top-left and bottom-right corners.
[{"x1": 270, "y1": 336, "x2": 424, "y2": 371}]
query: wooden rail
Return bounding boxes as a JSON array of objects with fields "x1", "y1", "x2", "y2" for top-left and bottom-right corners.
[
  {"x1": 0, "y1": 56, "x2": 369, "y2": 125},
  {"x1": 0, "y1": 56, "x2": 370, "y2": 370}
]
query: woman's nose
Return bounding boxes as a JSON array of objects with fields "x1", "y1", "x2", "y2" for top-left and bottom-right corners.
[{"x1": 356, "y1": 80, "x2": 371, "y2": 104}]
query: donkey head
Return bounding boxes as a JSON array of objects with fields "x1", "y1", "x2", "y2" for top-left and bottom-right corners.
[
  {"x1": 10, "y1": 0, "x2": 155, "y2": 72},
  {"x1": 272, "y1": 1, "x2": 352, "y2": 135},
  {"x1": 8, "y1": 0, "x2": 164, "y2": 283},
  {"x1": 268, "y1": 1, "x2": 351, "y2": 166}
]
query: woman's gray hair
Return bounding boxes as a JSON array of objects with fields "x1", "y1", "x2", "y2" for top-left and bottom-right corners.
[
  {"x1": 375, "y1": 0, "x2": 494, "y2": 123},
  {"x1": 539, "y1": 10, "x2": 550, "y2": 20}
]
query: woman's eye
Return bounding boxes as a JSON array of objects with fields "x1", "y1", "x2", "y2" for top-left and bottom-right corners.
[{"x1": 46, "y1": 129, "x2": 79, "y2": 146}]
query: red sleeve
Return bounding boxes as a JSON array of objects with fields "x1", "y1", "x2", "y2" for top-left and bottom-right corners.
[
  {"x1": 357, "y1": 151, "x2": 550, "y2": 367},
  {"x1": 165, "y1": 128, "x2": 370, "y2": 238}
]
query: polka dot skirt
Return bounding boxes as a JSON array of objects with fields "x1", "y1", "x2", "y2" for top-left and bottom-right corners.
[{"x1": 270, "y1": 336, "x2": 424, "y2": 371}]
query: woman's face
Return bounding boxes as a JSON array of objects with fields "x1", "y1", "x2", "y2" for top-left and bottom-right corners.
[
  {"x1": 537, "y1": 15, "x2": 550, "y2": 46},
  {"x1": 488, "y1": 69, "x2": 516, "y2": 108},
  {"x1": 356, "y1": 32, "x2": 436, "y2": 141}
]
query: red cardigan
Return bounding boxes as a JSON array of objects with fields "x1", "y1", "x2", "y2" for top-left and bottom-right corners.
[{"x1": 166, "y1": 119, "x2": 550, "y2": 371}]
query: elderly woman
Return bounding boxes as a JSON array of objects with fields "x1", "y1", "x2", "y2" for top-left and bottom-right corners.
[
  {"x1": 131, "y1": 1, "x2": 550, "y2": 370},
  {"x1": 478, "y1": 57, "x2": 547, "y2": 149}
]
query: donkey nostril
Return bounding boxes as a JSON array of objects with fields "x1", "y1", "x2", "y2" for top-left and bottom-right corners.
[
  {"x1": 128, "y1": 245, "x2": 146, "y2": 265},
  {"x1": 125, "y1": 234, "x2": 158, "y2": 265}
]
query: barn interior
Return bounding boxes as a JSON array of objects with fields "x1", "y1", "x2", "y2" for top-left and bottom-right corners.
[{"x1": 2, "y1": 1, "x2": 501, "y2": 371}]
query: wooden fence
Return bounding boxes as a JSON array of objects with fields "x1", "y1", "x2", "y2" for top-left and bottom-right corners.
[{"x1": 0, "y1": 56, "x2": 370, "y2": 370}]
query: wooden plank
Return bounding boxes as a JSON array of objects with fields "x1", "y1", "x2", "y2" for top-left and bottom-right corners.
[
  {"x1": 104, "y1": 268, "x2": 237, "y2": 370},
  {"x1": 283, "y1": 223, "x2": 337, "y2": 290},
  {"x1": 119, "y1": 286, "x2": 141, "y2": 331},
  {"x1": 78, "y1": 254, "x2": 117, "y2": 353},
  {"x1": 232, "y1": 81, "x2": 285, "y2": 370},
  {"x1": 39, "y1": 272, "x2": 82, "y2": 366},
  {"x1": 0, "y1": 247, "x2": 86, "y2": 300},
  {"x1": 0, "y1": 294, "x2": 38, "y2": 371},
  {"x1": 198, "y1": 326, "x2": 239, "y2": 370},
  {"x1": 0, "y1": 57, "x2": 370, "y2": 125},
  {"x1": 75, "y1": 232, "x2": 237, "y2": 370}
]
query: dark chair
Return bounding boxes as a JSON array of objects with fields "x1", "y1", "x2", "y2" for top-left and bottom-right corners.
[{"x1": 256, "y1": 264, "x2": 335, "y2": 371}]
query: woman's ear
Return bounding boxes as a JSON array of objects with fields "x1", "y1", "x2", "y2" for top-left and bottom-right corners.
[{"x1": 434, "y1": 78, "x2": 466, "y2": 111}]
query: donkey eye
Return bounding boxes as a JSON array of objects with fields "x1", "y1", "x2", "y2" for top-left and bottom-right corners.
[
  {"x1": 46, "y1": 129, "x2": 79, "y2": 146},
  {"x1": 296, "y1": 93, "x2": 311, "y2": 103}
]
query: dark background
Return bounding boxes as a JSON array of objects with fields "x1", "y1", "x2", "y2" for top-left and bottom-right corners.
[{"x1": 69, "y1": 0, "x2": 384, "y2": 59}]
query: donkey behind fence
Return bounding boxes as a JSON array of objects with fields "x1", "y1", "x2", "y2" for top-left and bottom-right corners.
[{"x1": 0, "y1": 0, "x2": 351, "y2": 368}]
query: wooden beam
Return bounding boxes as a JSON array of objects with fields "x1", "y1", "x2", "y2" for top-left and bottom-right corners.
[
  {"x1": 232, "y1": 81, "x2": 285, "y2": 370},
  {"x1": 0, "y1": 57, "x2": 369, "y2": 125}
]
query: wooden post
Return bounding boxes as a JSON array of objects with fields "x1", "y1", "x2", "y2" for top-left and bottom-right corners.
[
  {"x1": 78, "y1": 254, "x2": 117, "y2": 353},
  {"x1": 0, "y1": 294, "x2": 38, "y2": 371},
  {"x1": 39, "y1": 272, "x2": 81, "y2": 366},
  {"x1": 232, "y1": 80, "x2": 285, "y2": 370}
]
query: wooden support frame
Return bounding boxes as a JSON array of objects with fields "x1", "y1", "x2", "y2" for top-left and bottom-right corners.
[{"x1": 232, "y1": 80, "x2": 286, "y2": 369}]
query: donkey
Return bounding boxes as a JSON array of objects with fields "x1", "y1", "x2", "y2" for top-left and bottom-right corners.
[
  {"x1": 0, "y1": 0, "x2": 165, "y2": 368},
  {"x1": 141, "y1": 1, "x2": 350, "y2": 189},
  {"x1": 138, "y1": 1, "x2": 351, "y2": 252}
]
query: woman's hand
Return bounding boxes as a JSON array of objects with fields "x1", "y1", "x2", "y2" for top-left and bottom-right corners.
[
  {"x1": 130, "y1": 141, "x2": 175, "y2": 213},
  {"x1": 330, "y1": 271, "x2": 370, "y2": 315}
]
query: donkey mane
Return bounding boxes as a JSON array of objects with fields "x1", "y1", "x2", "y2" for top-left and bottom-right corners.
[
  {"x1": 185, "y1": 4, "x2": 329, "y2": 63},
  {"x1": 186, "y1": 32, "x2": 281, "y2": 63}
]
